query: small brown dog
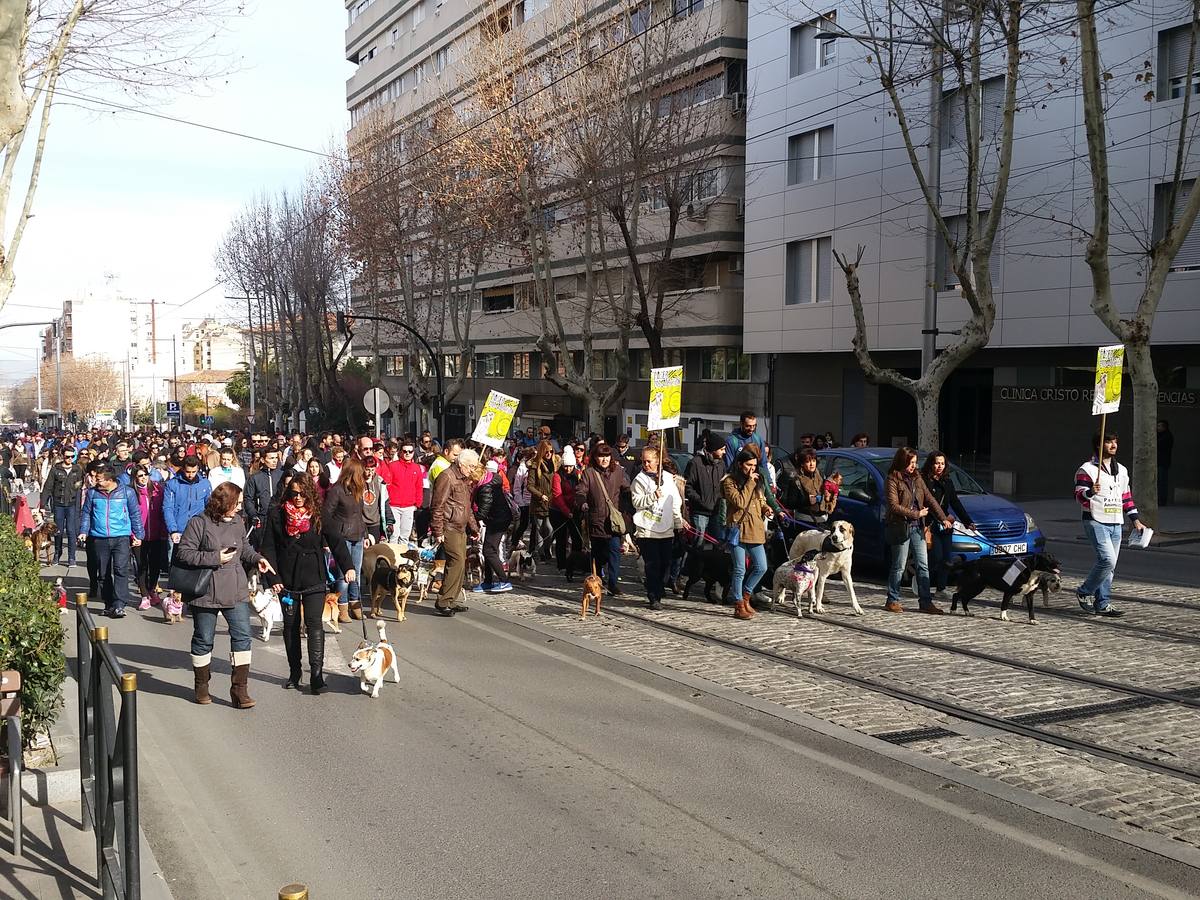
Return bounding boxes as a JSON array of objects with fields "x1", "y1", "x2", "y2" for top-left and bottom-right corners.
[
  {"x1": 580, "y1": 573, "x2": 603, "y2": 619},
  {"x1": 31, "y1": 519, "x2": 57, "y2": 565},
  {"x1": 321, "y1": 591, "x2": 342, "y2": 633},
  {"x1": 162, "y1": 591, "x2": 184, "y2": 624},
  {"x1": 369, "y1": 557, "x2": 414, "y2": 621}
]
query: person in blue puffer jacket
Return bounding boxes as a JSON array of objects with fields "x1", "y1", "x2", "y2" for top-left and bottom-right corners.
[
  {"x1": 79, "y1": 465, "x2": 145, "y2": 618},
  {"x1": 163, "y1": 454, "x2": 212, "y2": 559}
]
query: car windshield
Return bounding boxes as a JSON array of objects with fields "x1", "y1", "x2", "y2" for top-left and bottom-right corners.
[{"x1": 864, "y1": 455, "x2": 986, "y2": 495}]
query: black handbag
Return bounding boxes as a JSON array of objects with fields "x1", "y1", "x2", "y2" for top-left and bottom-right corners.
[
  {"x1": 884, "y1": 519, "x2": 909, "y2": 546},
  {"x1": 168, "y1": 517, "x2": 215, "y2": 599}
]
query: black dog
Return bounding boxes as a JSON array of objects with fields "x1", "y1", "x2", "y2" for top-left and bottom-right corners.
[
  {"x1": 564, "y1": 549, "x2": 594, "y2": 582},
  {"x1": 949, "y1": 552, "x2": 1062, "y2": 623},
  {"x1": 680, "y1": 543, "x2": 734, "y2": 604}
]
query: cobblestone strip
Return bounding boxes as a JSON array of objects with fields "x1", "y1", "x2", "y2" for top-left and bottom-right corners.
[{"x1": 477, "y1": 581, "x2": 1200, "y2": 850}]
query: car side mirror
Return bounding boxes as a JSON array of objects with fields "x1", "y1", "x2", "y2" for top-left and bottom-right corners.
[{"x1": 846, "y1": 487, "x2": 872, "y2": 503}]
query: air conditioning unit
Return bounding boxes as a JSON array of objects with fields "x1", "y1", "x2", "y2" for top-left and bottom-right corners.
[
  {"x1": 729, "y1": 256, "x2": 744, "y2": 274},
  {"x1": 735, "y1": 197, "x2": 746, "y2": 219},
  {"x1": 730, "y1": 92, "x2": 747, "y2": 115}
]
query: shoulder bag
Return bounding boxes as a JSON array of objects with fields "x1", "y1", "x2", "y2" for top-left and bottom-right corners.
[
  {"x1": 591, "y1": 469, "x2": 627, "y2": 536},
  {"x1": 168, "y1": 515, "x2": 214, "y2": 599}
]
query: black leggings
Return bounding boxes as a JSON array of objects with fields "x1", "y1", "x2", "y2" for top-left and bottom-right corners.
[
  {"x1": 482, "y1": 526, "x2": 508, "y2": 584},
  {"x1": 281, "y1": 589, "x2": 327, "y2": 682},
  {"x1": 138, "y1": 539, "x2": 168, "y2": 591},
  {"x1": 549, "y1": 509, "x2": 581, "y2": 569}
]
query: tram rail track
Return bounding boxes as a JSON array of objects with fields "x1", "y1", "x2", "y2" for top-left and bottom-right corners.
[{"x1": 513, "y1": 585, "x2": 1200, "y2": 788}]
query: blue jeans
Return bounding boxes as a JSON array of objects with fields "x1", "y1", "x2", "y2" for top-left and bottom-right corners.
[
  {"x1": 52, "y1": 503, "x2": 80, "y2": 564},
  {"x1": 91, "y1": 536, "x2": 132, "y2": 611},
  {"x1": 591, "y1": 534, "x2": 621, "y2": 592},
  {"x1": 928, "y1": 525, "x2": 956, "y2": 591},
  {"x1": 1080, "y1": 519, "x2": 1122, "y2": 610},
  {"x1": 190, "y1": 602, "x2": 252, "y2": 656},
  {"x1": 730, "y1": 543, "x2": 768, "y2": 600},
  {"x1": 336, "y1": 538, "x2": 364, "y2": 603},
  {"x1": 888, "y1": 526, "x2": 932, "y2": 606}
]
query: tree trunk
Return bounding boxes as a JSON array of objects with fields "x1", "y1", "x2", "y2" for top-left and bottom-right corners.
[
  {"x1": 586, "y1": 396, "x2": 604, "y2": 436},
  {"x1": 914, "y1": 387, "x2": 940, "y2": 452},
  {"x1": 1126, "y1": 339, "x2": 1159, "y2": 527}
]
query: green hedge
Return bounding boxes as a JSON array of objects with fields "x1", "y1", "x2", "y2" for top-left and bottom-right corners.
[{"x1": 0, "y1": 515, "x2": 65, "y2": 749}]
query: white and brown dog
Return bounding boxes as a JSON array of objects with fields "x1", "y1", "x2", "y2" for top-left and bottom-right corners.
[
  {"x1": 248, "y1": 576, "x2": 283, "y2": 641},
  {"x1": 786, "y1": 520, "x2": 863, "y2": 616},
  {"x1": 349, "y1": 619, "x2": 401, "y2": 699}
]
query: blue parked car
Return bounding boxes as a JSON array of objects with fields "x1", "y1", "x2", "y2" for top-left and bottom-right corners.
[{"x1": 813, "y1": 448, "x2": 1046, "y2": 567}]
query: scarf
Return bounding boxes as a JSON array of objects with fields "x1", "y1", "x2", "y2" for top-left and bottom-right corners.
[{"x1": 283, "y1": 499, "x2": 312, "y2": 537}]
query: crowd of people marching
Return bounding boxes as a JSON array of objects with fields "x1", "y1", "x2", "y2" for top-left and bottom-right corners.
[{"x1": 1, "y1": 412, "x2": 1142, "y2": 703}]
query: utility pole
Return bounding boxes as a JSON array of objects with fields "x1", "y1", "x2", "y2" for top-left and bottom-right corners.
[
  {"x1": 36, "y1": 341, "x2": 42, "y2": 411},
  {"x1": 172, "y1": 334, "x2": 178, "y2": 404},
  {"x1": 54, "y1": 319, "x2": 62, "y2": 429},
  {"x1": 123, "y1": 350, "x2": 131, "y2": 428},
  {"x1": 920, "y1": 11, "x2": 945, "y2": 377}
]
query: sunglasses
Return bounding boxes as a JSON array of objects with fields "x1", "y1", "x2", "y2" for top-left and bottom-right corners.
[
  {"x1": 402, "y1": 448, "x2": 415, "y2": 454},
  {"x1": 287, "y1": 491, "x2": 305, "y2": 499}
]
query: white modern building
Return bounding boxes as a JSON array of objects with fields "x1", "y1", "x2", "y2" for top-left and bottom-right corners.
[{"x1": 744, "y1": 0, "x2": 1200, "y2": 497}]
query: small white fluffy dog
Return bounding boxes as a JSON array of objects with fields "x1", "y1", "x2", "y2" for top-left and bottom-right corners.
[
  {"x1": 248, "y1": 575, "x2": 283, "y2": 641},
  {"x1": 349, "y1": 619, "x2": 401, "y2": 699},
  {"x1": 786, "y1": 521, "x2": 863, "y2": 616}
]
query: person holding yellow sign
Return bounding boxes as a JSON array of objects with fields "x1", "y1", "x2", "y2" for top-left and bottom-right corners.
[{"x1": 631, "y1": 447, "x2": 683, "y2": 610}]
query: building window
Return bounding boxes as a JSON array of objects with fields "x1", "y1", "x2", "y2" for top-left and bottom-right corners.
[
  {"x1": 482, "y1": 288, "x2": 515, "y2": 313},
  {"x1": 935, "y1": 211, "x2": 993, "y2": 289},
  {"x1": 784, "y1": 237, "x2": 832, "y2": 304},
  {"x1": 523, "y1": 0, "x2": 552, "y2": 18},
  {"x1": 786, "y1": 125, "x2": 833, "y2": 185},
  {"x1": 1159, "y1": 24, "x2": 1200, "y2": 100},
  {"x1": 1155, "y1": 179, "x2": 1200, "y2": 271},
  {"x1": 789, "y1": 12, "x2": 836, "y2": 78},
  {"x1": 443, "y1": 355, "x2": 468, "y2": 378},
  {"x1": 635, "y1": 348, "x2": 683, "y2": 380},
  {"x1": 630, "y1": 2, "x2": 652, "y2": 35},
  {"x1": 434, "y1": 46, "x2": 449, "y2": 75},
  {"x1": 941, "y1": 76, "x2": 1004, "y2": 148},
  {"x1": 675, "y1": 0, "x2": 705, "y2": 16},
  {"x1": 477, "y1": 353, "x2": 503, "y2": 377},
  {"x1": 413, "y1": 0, "x2": 426, "y2": 28},
  {"x1": 512, "y1": 352, "x2": 532, "y2": 379},
  {"x1": 700, "y1": 349, "x2": 751, "y2": 382},
  {"x1": 591, "y1": 350, "x2": 621, "y2": 380},
  {"x1": 384, "y1": 356, "x2": 406, "y2": 376}
]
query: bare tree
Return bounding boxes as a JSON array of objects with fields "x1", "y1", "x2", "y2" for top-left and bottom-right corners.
[
  {"x1": 0, "y1": 0, "x2": 238, "y2": 312},
  {"x1": 1076, "y1": 0, "x2": 1200, "y2": 525},
  {"x1": 10, "y1": 355, "x2": 122, "y2": 420},
  {"x1": 826, "y1": 0, "x2": 1025, "y2": 449}
]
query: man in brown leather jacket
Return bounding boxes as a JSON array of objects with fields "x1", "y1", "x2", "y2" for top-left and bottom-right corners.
[{"x1": 431, "y1": 448, "x2": 481, "y2": 616}]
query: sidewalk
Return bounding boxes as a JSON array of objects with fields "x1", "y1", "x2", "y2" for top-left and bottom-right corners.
[
  {"x1": 1012, "y1": 497, "x2": 1200, "y2": 550},
  {"x1": 1, "y1": 659, "x2": 174, "y2": 899}
]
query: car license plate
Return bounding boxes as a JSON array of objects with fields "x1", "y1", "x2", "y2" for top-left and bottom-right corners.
[{"x1": 996, "y1": 542, "x2": 1027, "y2": 555}]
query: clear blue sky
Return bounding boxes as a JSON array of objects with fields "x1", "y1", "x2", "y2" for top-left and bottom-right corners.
[{"x1": 0, "y1": 0, "x2": 352, "y2": 383}]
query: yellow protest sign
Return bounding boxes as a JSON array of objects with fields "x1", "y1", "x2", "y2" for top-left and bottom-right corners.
[
  {"x1": 471, "y1": 389, "x2": 520, "y2": 449},
  {"x1": 1092, "y1": 344, "x2": 1124, "y2": 415},
  {"x1": 647, "y1": 365, "x2": 683, "y2": 431}
]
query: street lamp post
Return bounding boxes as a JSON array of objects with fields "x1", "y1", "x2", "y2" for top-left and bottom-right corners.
[{"x1": 817, "y1": 19, "x2": 943, "y2": 375}]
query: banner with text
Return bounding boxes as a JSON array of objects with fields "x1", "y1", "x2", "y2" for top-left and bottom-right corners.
[
  {"x1": 647, "y1": 365, "x2": 683, "y2": 431},
  {"x1": 1092, "y1": 344, "x2": 1124, "y2": 416},
  {"x1": 472, "y1": 389, "x2": 520, "y2": 449}
]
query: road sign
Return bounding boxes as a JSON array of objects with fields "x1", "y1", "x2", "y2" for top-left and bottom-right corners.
[
  {"x1": 362, "y1": 387, "x2": 391, "y2": 414},
  {"x1": 166, "y1": 400, "x2": 181, "y2": 423}
]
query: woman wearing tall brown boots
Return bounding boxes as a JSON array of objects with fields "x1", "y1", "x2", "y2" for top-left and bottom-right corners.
[{"x1": 176, "y1": 483, "x2": 275, "y2": 708}]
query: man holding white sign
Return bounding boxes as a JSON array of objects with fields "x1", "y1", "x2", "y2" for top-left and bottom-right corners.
[{"x1": 1074, "y1": 431, "x2": 1145, "y2": 618}]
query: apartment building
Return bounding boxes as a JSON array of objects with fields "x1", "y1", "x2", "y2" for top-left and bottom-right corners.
[
  {"x1": 744, "y1": 0, "x2": 1200, "y2": 499},
  {"x1": 345, "y1": 0, "x2": 763, "y2": 444}
]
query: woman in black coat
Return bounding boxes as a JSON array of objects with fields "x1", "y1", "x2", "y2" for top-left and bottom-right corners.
[
  {"x1": 260, "y1": 473, "x2": 355, "y2": 694},
  {"x1": 920, "y1": 451, "x2": 975, "y2": 601},
  {"x1": 473, "y1": 460, "x2": 514, "y2": 590}
]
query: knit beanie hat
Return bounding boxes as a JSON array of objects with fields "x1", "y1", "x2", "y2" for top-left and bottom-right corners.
[
  {"x1": 704, "y1": 431, "x2": 725, "y2": 453},
  {"x1": 561, "y1": 445, "x2": 577, "y2": 467}
]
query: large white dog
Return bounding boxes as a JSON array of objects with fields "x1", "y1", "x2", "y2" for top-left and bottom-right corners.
[{"x1": 786, "y1": 520, "x2": 863, "y2": 616}]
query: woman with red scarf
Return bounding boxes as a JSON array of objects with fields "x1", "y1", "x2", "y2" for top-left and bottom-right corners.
[{"x1": 259, "y1": 473, "x2": 354, "y2": 694}]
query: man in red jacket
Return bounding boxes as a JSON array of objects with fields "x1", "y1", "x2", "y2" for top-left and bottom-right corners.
[{"x1": 380, "y1": 438, "x2": 424, "y2": 544}]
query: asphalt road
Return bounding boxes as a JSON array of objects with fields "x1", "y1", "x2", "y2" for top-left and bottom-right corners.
[{"x1": 58, "y1": 567, "x2": 1199, "y2": 900}]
